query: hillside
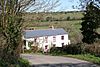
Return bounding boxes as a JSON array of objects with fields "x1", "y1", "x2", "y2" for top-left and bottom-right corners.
[
  {"x1": 22, "y1": 11, "x2": 99, "y2": 44},
  {"x1": 23, "y1": 11, "x2": 84, "y2": 23}
]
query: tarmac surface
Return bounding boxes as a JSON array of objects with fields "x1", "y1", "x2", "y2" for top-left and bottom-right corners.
[{"x1": 21, "y1": 54, "x2": 100, "y2": 67}]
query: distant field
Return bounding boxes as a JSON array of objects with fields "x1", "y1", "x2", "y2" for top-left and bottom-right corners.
[{"x1": 23, "y1": 11, "x2": 84, "y2": 23}]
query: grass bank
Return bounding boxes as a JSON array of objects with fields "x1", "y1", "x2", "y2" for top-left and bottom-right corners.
[{"x1": 64, "y1": 54, "x2": 100, "y2": 65}]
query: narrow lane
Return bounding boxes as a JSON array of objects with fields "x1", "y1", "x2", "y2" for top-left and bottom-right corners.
[{"x1": 21, "y1": 54, "x2": 100, "y2": 67}]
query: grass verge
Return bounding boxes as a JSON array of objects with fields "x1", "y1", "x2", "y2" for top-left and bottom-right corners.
[
  {"x1": 0, "y1": 58, "x2": 30, "y2": 67},
  {"x1": 64, "y1": 54, "x2": 100, "y2": 65}
]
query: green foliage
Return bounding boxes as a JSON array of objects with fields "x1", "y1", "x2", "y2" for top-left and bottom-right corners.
[
  {"x1": 18, "y1": 58, "x2": 30, "y2": 67},
  {"x1": 50, "y1": 43, "x2": 85, "y2": 55},
  {"x1": 80, "y1": 2, "x2": 100, "y2": 44},
  {"x1": 23, "y1": 11, "x2": 83, "y2": 23},
  {"x1": 0, "y1": 58, "x2": 30, "y2": 67},
  {"x1": 66, "y1": 54, "x2": 100, "y2": 64},
  {"x1": 24, "y1": 50, "x2": 33, "y2": 53},
  {"x1": 50, "y1": 42, "x2": 100, "y2": 57},
  {"x1": 0, "y1": 0, "x2": 23, "y2": 65},
  {"x1": 49, "y1": 43, "x2": 100, "y2": 64},
  {"x1": 65, "y1": 43, "x2": 85, "y2": 54},
  {"x1": 50, "y1": 47, "x2": 66, "y2": 55}
]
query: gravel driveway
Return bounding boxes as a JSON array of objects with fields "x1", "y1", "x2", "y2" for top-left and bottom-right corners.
[{"x1": 21, "y1": 54, "x2": 100, "y2": 67}]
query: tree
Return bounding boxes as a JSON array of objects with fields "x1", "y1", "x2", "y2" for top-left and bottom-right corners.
[
  {"x1": 80, "y1": 2, "x2": 100, "y2": 44},
  {"x1": 0, "y1": 0, "x2": 60, "y2": 65}
]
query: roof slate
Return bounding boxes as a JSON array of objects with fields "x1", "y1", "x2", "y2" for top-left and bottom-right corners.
[{"x1": 23, "y1": 28, "x2": 67, "y2": 38}]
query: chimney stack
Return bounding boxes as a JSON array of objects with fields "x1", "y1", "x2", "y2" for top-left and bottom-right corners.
[{"x1": 51, "y1": 25, "x2": 54, "y2": 30}]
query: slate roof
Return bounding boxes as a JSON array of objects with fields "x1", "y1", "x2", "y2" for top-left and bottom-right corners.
[{"x1": 23, "y1": 28, "x2": 68, "y2": 38}]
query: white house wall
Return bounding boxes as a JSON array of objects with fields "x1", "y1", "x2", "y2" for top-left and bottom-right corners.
[
  {"x1": 24, "y1": 34, "x2": 69, "y2": 50},
  {"x1": 36, "y1": 34, "x2": 69, "y2": 49},
  {"x1": 54, "y1": 34, "x2": 69, "y2": 47}
]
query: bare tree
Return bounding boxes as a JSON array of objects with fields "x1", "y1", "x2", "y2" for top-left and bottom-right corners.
[{"x1": 0, "y1": 0, "x2": 60, "y2": 64}]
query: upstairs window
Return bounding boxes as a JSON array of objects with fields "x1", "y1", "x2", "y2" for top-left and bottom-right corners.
[
  {"x1": 61, "y1": 36, "x2": 64, "y2": 40},
  {"x1": 34, "y1": 38, "x2": 37, "y2": 42},
  {"x1": 53, "y1": 36, "x2": 56, "y2": 42},
  {"x1": 45, "y1": 36, "x2": 48, "y2": 43}
]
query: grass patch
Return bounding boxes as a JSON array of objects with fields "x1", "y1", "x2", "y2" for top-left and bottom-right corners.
[
  {"x1": 18, "y1": 58, "x2": 30, "y2": 67},
  {"x1": 64, "y1": 54, "x2": 100, "y2": 64},
  {"x1": 0, "y1": 58, "x2": 30, "y2": 67}
]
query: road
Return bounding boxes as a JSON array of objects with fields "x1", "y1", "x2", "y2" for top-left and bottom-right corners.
[{"x1": 21, "y1": 54, "x2": 100, "y2": 67}]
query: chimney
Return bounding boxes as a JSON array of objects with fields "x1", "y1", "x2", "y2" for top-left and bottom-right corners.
[
  {"x1": 49, "y1": 25, "x2": 55, "y2": 30},
  {"x1": 51, "y1": 25, "x2": 54, "y2": 30}
]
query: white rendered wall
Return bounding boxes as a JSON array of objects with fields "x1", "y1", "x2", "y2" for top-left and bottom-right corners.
[
  {"x1": 36, "y1": 34, "x2": 69, "y2": 49},
  {"x1": 24, "y1": 34, "x2": 69, "y2": 50}
]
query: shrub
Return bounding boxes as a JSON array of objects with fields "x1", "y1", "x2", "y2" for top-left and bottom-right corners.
[
  {"x1": 49, "y1": 43, "x2": 85, "y2": 55},
  {"x1": 50, "y1": 47, "x2": 65, "y2": 55},
  {"x1": 84, "y1": 43, "x2": 100, "y2": 57},
  {"x1": 65, "y1": 43, "x2": 85, "y2": 54},
  {"x1": 50, "y1": 43, "x2": 100, "y2": 57}
]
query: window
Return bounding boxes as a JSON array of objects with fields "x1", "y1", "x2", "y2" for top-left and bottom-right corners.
[
  {"x1": 61, "y1": 36, "x2": 64, "y2": 40},
  {"x1": 53, "y1": 36, "x2": 56, "y2": 42},
  {"x1": 45, "y1": 45, "x2": 48, "y2": 49},
  {"x1": 34, "y1": 38, "x2": 37, "y2": 42},
  {"x1": 45, "y1": 36, "x2": 48, "y2": 43},
  {"x1": 62, "y1": 43, "x2": 64, "y2": 47}
]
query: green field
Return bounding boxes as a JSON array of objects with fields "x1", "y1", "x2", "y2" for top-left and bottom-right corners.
[{"x1": 23, "y1": 11, "x2": 84, "y2": 22}]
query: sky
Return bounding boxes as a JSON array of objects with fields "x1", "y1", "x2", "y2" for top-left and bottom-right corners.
[
  {"x1": 28, "y1": 0, "x2": 81, "y2": 12},
  {"x1": 54, "y1": 0, "x2": 81, "y2": 12}
]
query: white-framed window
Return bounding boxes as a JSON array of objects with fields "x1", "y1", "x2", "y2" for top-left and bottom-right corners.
[
  {"x1": 45, "y1": 36, "x2": 48, "y2": 43},
  {"x1": 61, "y1": 36, "x2": 64, "y2": 40},
  {"x1": 53, "y1": 36, "x2": 56, "y2": 42}
]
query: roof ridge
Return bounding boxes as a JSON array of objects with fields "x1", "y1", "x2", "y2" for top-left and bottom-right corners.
[
  {"x1": 24, "y1": 28, "x2": 67, "y2": 38},
  {"x1": 24, "y1": 28, "x2": 64, "y2": 31}
]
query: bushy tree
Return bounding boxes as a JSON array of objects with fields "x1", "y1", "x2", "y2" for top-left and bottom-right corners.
[
  {"x1": 0, "y1": 0, "x2": 60, "y2": 66},
  {"x1": 80, "y1": 2, "x2": 100, "y2": 44}
]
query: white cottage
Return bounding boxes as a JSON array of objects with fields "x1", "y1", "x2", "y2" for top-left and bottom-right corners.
[{"x1": 23, "y1": 28, "x2": 70, "y2": 51}]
